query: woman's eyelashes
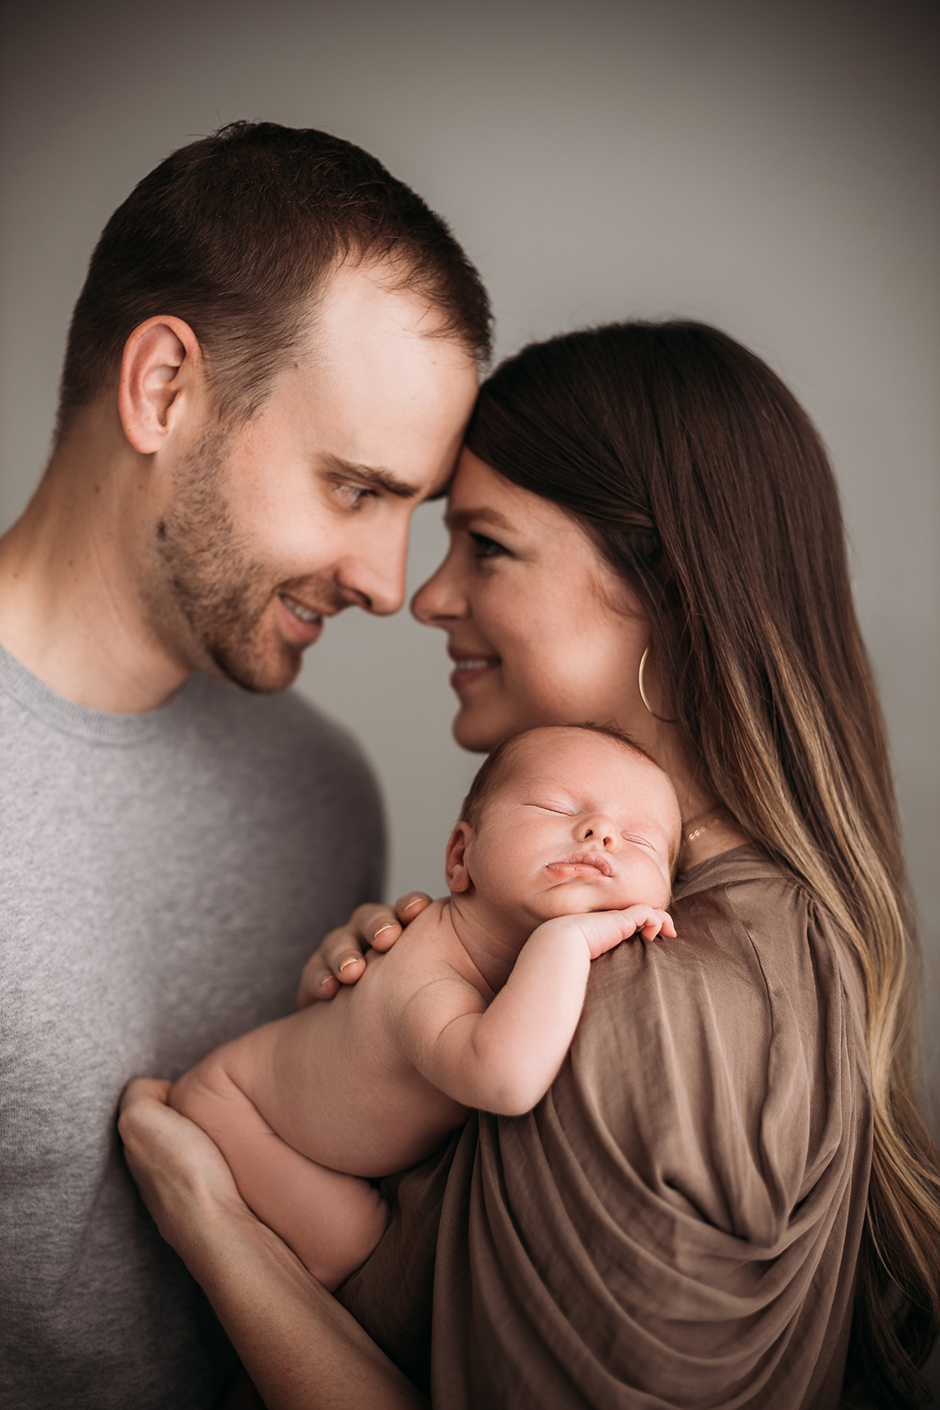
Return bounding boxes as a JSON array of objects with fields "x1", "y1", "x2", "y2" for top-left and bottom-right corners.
[{"x1": 468, "y1": 530, "x2": 509, "y2": 559}]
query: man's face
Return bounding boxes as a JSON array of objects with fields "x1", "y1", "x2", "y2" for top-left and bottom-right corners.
[{"x1": 146, "y1": 261, "x2": 479, "y2": 692}]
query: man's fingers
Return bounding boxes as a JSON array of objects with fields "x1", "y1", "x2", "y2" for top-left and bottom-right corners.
[
  {"x1": 297, "y1": 895, "x2": 431, "y2": 1006},
  {"x1": 120, "y1": 1077, "x2": 172, "y2": 1113},
  {"x1": 392, "y1": 891, "x2": 431, "y2": 927}
]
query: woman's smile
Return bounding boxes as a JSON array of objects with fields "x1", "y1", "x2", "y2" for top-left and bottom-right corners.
[
  {"x1": 448, "y1": 648, "x2": 501, "y2": 691},
  {"x1": 413, "y1": 449, "x2": 648, "y2": 753}
]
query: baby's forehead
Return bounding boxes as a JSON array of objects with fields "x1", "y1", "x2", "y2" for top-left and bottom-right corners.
[{"x1": 499, "y1": 730, "x2": 658, "y2": 793}]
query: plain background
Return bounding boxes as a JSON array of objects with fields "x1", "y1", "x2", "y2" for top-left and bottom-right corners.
[{"x1": 1, "y1": 0, "x2": 938, "y2": 1391}]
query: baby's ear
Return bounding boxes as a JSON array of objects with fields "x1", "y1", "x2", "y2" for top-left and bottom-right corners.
[{"x1": 445, "y1": 822, "x2": 473, "y2": 893}]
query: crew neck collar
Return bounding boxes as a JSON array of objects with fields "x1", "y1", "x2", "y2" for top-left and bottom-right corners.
[{"x1": 0, "y1": 641, "x2": 201, "y2": 745}]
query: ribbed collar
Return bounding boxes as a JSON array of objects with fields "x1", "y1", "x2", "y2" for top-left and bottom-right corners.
[{"x1": 0, "y1": 641, "x2": 201, "y2": 746}]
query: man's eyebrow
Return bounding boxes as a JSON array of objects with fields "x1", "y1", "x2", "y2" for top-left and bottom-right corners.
[
  {"x1": 446, "y1": 506, "x2": 515, "y2": 532},
  {"x1": 322, "y1": 455, "x2": 421, "y2": 499}
]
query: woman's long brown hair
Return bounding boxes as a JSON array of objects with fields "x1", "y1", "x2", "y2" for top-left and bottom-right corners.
[{"x1": 466, "y1": 321, "x2": 940, "y2": 1407}]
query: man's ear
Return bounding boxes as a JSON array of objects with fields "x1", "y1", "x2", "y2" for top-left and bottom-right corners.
[
  {"x1": 445, "y1": 822, "x2": 474, "y2": 893},
  {"x1": 117, "y1": 316, "x2": 203, "y2": 454}
]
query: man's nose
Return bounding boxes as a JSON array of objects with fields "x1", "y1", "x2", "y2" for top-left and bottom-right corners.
[
  {"x1": 577, "y1": 815, "x2": 619, "y2": 849},
  {"x1": 338, "y1": 526, "x2": 410, "y2": 617}
]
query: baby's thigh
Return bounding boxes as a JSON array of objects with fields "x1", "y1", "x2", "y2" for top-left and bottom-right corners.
[{"x1": 170, "y1": 1039, "x2": 269, "y2": 1150}]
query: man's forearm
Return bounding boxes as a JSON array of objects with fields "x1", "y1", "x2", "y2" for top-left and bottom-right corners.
[{"x1": 183, "y1": 1202, "x2": 427, "y2": 1410}]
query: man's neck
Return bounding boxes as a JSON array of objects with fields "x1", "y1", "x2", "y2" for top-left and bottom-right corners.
[{"x1": 0, "y1": 410, "x2": 193, "y2": 713}]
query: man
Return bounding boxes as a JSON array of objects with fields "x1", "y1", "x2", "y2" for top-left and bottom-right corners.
[{"x1": 0, "y1": 121, "x2": 487, "y2": 1409}]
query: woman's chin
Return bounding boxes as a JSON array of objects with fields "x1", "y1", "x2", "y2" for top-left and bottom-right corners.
[
  {"x1": 451, "y1": 704, "x2": 518, "y2": 755},
  {"x1": 452, "y1": 714, "x2": 497, "y2": 754}
]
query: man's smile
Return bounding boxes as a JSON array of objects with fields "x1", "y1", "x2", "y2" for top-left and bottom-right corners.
[
  {"x1": 277, "y1": 591, "x2": 329, "y2": 643},
  {"x1": 278, "y1": 591, "x2": 324, "y2": 624}
]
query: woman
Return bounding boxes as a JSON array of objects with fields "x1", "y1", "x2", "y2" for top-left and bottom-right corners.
[{"x1": 120, "y1": 321, "x2": 940, "y2": 1408}]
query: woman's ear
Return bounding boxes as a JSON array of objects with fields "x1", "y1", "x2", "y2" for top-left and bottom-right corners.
[
  {"x1": 445, "y1": 822, "x2": 474, "y2": 893},
  {"x1": 117, "y1": 316, "x2": 203, "y2": 454}
]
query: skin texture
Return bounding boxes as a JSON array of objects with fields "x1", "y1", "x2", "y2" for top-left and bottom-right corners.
[
  {"x1": 119, "y1": 451, "x2": 748, "y2": 1407},
  {"x1": 302, "y1": 448, "x2": 748, "y2": 996},
  {"x1": 412, "y1": 448, "x2": 648, "y2": 753},
  {"x1": 168, "y1": 729, "x2": 677, "y2": 1290},
  {"x1": 0, "y1": 260, "x2": 475, "y2": 1405},
  {"x1": 0, "y1": 260, "x2": 479, "y2": 710}
]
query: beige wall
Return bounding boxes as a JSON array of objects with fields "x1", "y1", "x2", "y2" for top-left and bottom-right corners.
[{"x1": 2, "y1": 0, "x2": 937, "y2": 1116}]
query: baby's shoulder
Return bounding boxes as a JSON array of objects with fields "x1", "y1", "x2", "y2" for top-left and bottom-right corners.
[{"x1": 374, "y1": 900, "x2": 479, "y2": 993}]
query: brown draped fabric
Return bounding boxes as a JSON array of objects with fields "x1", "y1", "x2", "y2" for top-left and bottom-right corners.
[{"x1": 339, "y1": 846, "x2": 872, "y2": 1408}]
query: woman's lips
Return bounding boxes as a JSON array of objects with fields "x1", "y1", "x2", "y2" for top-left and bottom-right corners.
[
  {"x1": 448, "y1": 653, "x2": 501, "y2": 691},
  {"x1": 546, "y1": 853, "x2": 614, "y2": 878}
]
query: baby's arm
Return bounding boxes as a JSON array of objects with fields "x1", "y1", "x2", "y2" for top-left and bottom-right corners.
[{"x1": 398, "y1": 904, "x2": 673, "y2": 1117}]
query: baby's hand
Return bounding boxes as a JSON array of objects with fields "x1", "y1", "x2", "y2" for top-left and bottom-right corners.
[{"x1": 554, "y1": 905, "x2": 676, "y2": 961}]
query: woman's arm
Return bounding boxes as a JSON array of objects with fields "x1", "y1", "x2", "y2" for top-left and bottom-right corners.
[{"x1": 118, "y1": 1081, "x2": 427, "y2": 1410}]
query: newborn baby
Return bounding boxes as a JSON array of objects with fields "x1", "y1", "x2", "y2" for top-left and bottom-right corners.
[{"x1": 171, "y1": 723, "x2": 681, "y2": 1289}]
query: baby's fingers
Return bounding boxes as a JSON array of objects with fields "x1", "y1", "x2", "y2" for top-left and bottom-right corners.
[{"x1": 638, "y1": 908, "x2": 676, "y2": 940}]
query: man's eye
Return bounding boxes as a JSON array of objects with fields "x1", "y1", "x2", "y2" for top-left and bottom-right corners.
[
  {"x1": 334, "y1": 483, "x2": 376, "y2": 509},
  {"x1": 469, "y1": 531, "x2": 507, "y2": 559}
]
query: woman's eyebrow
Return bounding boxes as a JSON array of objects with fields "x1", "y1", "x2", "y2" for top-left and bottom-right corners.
[{"x1": 447, "y1": 506, "x2": 515, "y2": 532}]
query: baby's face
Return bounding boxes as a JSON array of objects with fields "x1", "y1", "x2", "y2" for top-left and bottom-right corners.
[{"x1": 458, "y1": 729, "x2": 680, "y2": 927}]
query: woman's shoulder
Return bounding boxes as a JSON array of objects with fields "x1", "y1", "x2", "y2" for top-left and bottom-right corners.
[
  {"x1": 583, "y1": 843, "x2": 868, "y2": 1073},
  {"x1": 569, "y1": 843, "x2": 871, "y2": 1242},
  {"x1": 672, "y1": 840, "x2": 819, "y2": 930},
  {"x1": 650, "y1": 843, "x2": 864, "y2": 1016}
]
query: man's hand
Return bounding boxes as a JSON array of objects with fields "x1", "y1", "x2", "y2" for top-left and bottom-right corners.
[
  {"x1": 297, "y1": 893, "x2": 432, "y2": 1006},
  {"x1": 118, "y1": 1079, "x2": 248, "y2": 1259}
]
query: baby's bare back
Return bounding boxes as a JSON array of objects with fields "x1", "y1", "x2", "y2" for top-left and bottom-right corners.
[{"x1": 217, "y1": 901, "x2": 471, "y2": 1177}]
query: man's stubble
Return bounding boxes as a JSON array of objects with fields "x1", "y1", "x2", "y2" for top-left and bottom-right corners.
[{"x1": 147, "y1": 424, "x2": 341, "y2": 693}]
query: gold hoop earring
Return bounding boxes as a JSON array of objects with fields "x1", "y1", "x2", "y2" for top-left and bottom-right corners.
[{"x1": 637, "y1": 646, "x2": 677, "y2": 724}]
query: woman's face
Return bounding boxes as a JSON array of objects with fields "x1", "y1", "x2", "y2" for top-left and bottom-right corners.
[{"x1": 412, "y1": 450, "x2": 649, "y2": 753}]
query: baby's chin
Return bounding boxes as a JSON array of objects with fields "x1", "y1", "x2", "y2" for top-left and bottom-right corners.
[{"x1": 530, "y1": 884, "x2": 642, "y2": 920}]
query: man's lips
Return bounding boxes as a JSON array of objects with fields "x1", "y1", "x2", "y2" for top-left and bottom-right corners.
[
  {"x1": 448, "y1": 649, "x2": 501, "y2": 690},
  {"x1": 546, "y1": 852, "x2": 614, "y2": 878},
  {"x1": 277, "y1": 591, "x2": 328, "y2": 643}
]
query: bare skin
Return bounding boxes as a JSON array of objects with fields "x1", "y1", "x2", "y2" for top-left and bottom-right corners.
[
  {"x1": 303, "y1": 448, "x2": 748, "y2": 994},
  {"x1": 0, "y1": 260, "x2": 478, "y2": 712},
  {"x1": 119, "y1": 452, "x2": 746, "y2": 1409},
  {"x1": 169, "y1": 730, "x2": 678, "y2": 1290},
  {"x1": 4, "y1": 257, "x2": 478, "y2": 1407}
]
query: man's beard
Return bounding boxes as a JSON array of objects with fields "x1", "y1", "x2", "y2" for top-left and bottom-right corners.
[{"x1": 147, "y1": 425, "x2": 337, "y2": 693}]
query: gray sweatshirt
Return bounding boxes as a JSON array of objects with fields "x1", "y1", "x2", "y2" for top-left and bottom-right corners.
[{"x1": 0, "y1": 644, "x2": 385, "y2": 1408}]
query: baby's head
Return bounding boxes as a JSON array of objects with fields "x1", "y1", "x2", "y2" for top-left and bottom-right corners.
[{"x1": 446, "y1": 724, "x2": 682, "y2": 928}]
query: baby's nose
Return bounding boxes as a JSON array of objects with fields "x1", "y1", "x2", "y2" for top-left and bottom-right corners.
[{"x1": 579, "y1": 816, "x2": 618, "y2": 848}]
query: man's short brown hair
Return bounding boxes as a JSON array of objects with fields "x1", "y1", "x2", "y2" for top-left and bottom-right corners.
[{"x1": 57, "y1": 121, "x2": 491, "y2": 434}]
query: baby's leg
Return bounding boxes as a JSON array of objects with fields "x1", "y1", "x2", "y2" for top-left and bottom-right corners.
[{"x1": 171, "y1": 1051, "x2": 387, "y2": 1291}]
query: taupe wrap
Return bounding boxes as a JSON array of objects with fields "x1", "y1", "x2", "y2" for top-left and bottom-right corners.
[{"x1": 341, "y1": 847, "x2": 871, "y2": 1408}]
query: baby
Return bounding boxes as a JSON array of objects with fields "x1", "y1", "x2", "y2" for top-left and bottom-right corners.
[{"x1": 171, "y1": 723, "x2": 681, "y2": 1289}]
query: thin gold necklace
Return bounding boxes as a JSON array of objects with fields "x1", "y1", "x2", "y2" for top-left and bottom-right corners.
[{"x1": 684, "y1": 807, "x2": 728, "y2": 844}]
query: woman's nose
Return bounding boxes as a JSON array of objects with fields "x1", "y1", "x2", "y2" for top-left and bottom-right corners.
[
  {"x1": 411, "y1": 553, "x2": 467, "y2": 626},
  {"x1": 578, "y1": 815, "x2": 619, "y2": 849}
]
